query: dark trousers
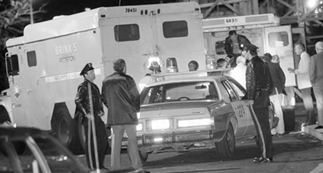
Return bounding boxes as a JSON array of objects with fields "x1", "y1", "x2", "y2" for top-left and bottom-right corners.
[
  {"x1": 84, "y1": 115, "x2": 109, "y2": 169},
  {"x1": 251, "y1": 90, "x2": 274, "y2": 159},
  {"x1": 301, "y1": 88, "x2": 316, "y2": 124}
]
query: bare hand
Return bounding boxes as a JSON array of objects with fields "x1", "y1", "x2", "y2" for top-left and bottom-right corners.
[{"x1": 287, "y1": 68, "x2": 294, "y2": 73}]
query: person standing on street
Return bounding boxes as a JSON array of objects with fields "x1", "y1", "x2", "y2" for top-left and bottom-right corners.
[
  {"x1": 263, "y1": 53, "x2": 286, "y2": 136},
  {"x1": 242, "y1": 43, "x2": 274, "y2": 163},
  {"x1": 75, "y1": 63, "x2": 109, "y2": 170},
  {"x1": 101, "y1": 59, "x2": 150, "y2": 173},
  {"x1": 310, "y1": 41, "x2": 323, "y2": 129},
  {"x1": 288, "y1": 42, "x2": 316, "y2": 126}
]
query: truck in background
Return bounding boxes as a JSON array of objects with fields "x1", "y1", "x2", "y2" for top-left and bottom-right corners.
[
  {"x1": 202, "y1": 13, "x2": 303, "y2": 131},
  {"x1": 2, "y1": 2, "x2": 206, "y2": 152}
]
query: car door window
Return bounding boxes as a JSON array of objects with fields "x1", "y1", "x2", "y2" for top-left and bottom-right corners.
[
  {"x1": 227, "y1": 79, "x2": 246, "y2": 99},
  {"x1": 221, "y1": 80, "x2": 238, "y2": 101}
]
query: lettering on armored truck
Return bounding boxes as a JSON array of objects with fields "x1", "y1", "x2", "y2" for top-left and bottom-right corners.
[
  {"x1": 125, "y1": 8, "x2": 137, "y2": 13},
  {"x1": 59, "y1": 56, "x2": 75, "y2": 63},
  {"x1": 55, "y1": 43, "x2": 77, "y2": 56},
  {"x1": 225, "y1": 18, "x2": 238, "y2": 24}
]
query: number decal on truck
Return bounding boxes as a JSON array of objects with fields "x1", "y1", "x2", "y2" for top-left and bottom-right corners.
[{"x1": 125, "y1": 8, "x2": 137, "y2": 13}]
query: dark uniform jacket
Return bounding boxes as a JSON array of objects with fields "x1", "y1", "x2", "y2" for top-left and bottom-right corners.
[
  {"x1": 224, "y1": 34, "x2": 251, "y2": 58},
  {"x1": 246, "y1": 56, "x2": 273, "y2": 100},
  {"x1": 101, "y1": 72, "x2": 140, "y2": 126},
  {"x1": 266, "y1": 62, "x2": 286, "y2": 95},
  {"x1": 75, "y1": 79, "x2": 104, "y2": 116}
]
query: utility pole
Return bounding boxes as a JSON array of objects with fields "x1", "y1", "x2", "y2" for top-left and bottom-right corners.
[{"x1": 30, "y1": 0, "x2": 34, "y2": 24}]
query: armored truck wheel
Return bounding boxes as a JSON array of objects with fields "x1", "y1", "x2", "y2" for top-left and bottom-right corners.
[
  {"x1": 215, "y1": 123, "x2": 235, "y2": 158},
  {"x1": 52, "y1": 108, "x2": 75, "y2": 149}
]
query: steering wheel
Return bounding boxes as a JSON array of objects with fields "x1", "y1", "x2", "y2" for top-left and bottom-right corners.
[{"x1": 177, "y1": 96, "x2": 190, "y2": 101}]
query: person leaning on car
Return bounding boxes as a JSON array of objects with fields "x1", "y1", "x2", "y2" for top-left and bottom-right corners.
[
  {"x1": 101, "y1": 59, "x2": 150, "y2": 173},
  {"x1": 74, "y1": 63, "x2": 109, "y2": 170},
  {"x1": 242, "y1": 43, "x2": 274, "y2": 163}
]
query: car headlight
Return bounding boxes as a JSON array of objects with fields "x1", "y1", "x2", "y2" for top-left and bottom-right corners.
[
  {"x1": 177, "y1": 118, "x2": 213, "y2": 128},
  {"x1": 151, "y1": 119, "x2": 170, "y2": 130},
  {"x1": 136, "y1": 123, "x2": 143, "y2": 131}
]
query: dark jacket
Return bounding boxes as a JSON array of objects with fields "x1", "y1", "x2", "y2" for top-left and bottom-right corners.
[
  {"x1": 224, "y1": 34, "x2": 251, "y2": 58},
  {"x1": 266, "y1": 62, "x2": 286, "y2": 95},
  {"x1": 246, "y1": 56, "x2": 273, "y2": 100},
  {"x1": 75, "y1": 79, "x2": 104, "y2": 116},
  {"x1": 101, "y1": 72, "x2": 140, "y2": 126}
]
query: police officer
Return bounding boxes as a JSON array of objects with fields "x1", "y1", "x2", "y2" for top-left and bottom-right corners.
[
  {"x1": 75, "y1": 63, "x2": 109, "y2": 170},
  {"x1": 242, "y1": 44, "x2": 274, "y2": 163}
]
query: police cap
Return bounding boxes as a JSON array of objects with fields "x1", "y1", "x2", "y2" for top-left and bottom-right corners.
[
  {"x1": 80, "y1": 63, "x2": 94, "y2": 75},
  {"x1": 243, "y1": 43, "x2": 258, "y2": 52}
]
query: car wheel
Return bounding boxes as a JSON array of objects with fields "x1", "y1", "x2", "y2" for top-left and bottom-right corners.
[
  {"x1": 139, "y1": 150, "x2": 149, "y2": 162},
  {"x1": 55, "y1": 108, "x2": 75, "y2": 147},
  {"x1": 215, "y1": 122, "x2": 235, "y2": 158}
]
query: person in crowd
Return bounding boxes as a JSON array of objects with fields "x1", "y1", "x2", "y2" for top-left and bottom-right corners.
[
  {"x1": 217, "y1": 58, "x2": 228, "y2": 69},
  {"x1": 288, "y1": 42, "x2": 316, "y2": 126},
  {"x1": 139, "y1": 61, "x2": 161, "y2": 92},
  {"x1": 188, "y1": 60, "x2": 199, "y2": 71},
  {"x1": 224, "y1": 30, "x2": 251, "y2": 68},
  {"x1": 75, "y1": 63, "x2": 109, "y2": 170},
  {"x1": 242, "y1": 43, "x2": 274, "y2": 163},
  {"x1": 101, "y1": 59, "x2": 150, "y2": 173},
  {"x1": 229, "y1": 56, "x2": 247, "y2": 88},
  {"x1": 310, "y1": 41, "x2": 323, "y2": 129},
  {"x1": 263, "y1": 53, "x2": 286, "y2": 136}
]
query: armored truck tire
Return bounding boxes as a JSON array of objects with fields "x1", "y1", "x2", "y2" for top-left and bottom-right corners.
[
  {"x1": 215, "y1": 122, "x2": 235, "y2": 158},
  {"x1": 52, "y1": 108, "x2": 76, "y2": 152}
]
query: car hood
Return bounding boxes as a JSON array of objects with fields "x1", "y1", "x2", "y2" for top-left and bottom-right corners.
[{"x1": 140, "y1": 100, "x2": 222, "y2": 118}]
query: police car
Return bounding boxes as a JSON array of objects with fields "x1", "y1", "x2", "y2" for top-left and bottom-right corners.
[{"x1": 133, "y1": 70, "x2": 257, "y2": 162}]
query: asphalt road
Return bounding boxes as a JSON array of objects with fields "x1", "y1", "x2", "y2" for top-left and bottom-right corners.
[{"x1": 77, "y1": 103, "x2": 323, "y2": 173}]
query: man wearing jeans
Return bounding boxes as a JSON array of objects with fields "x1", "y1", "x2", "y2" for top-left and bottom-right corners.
[
  {"x1": 101, "y1": 59, "x2": 150, "y2": 173},
  {"x1": 310, "y1": 41, "x2": 323, "y2": 129}
]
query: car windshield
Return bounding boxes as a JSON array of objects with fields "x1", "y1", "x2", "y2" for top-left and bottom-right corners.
[{"x1": 141, "y1": 81, "x2": 218, "y2": 104}]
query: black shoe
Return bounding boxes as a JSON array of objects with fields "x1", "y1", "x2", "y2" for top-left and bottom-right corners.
[
  {"x1": 315, "y1": 126, "x2": 323, "y2": 129},
  {"x1": 137, "y1": 168, "x2": 150, "y2": 173},
  {"x1": 253, "y1": 157, "x2": 273, "y2": 163}
]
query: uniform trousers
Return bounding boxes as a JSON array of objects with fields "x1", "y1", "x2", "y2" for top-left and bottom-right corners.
[
  {"x1": 110, "y1": 125, "x2": 142, "y2": 170},
  {"x1": 250, "y1": 90, "x2": 274, "y2": 159},
  {"x1": 83, "y1": 115, "x2": 109, "y2": 169}
]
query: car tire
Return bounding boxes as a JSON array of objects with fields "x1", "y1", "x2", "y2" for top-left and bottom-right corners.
[
  {"x1": 215, "y1": 122, "x2": 235, "y2": 158},
  {"x1": 54, "y1": 108, "x2": 75, "y2": 148},
  {"x1": 139, "y1": 149, "x2": 149, "y2": 163}
]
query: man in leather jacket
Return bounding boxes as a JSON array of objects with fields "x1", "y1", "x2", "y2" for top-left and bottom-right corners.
[
  {"x1": 101, "y1": 59, "x2": 150, "y2": 173},
  {"x1": 225, "y1": 30, "x2": 251, "y2": 68},
  {"x1": 242, "y1": 43, "x2": 274, "y2": 163},
  {"x1": 75, "y1": 63, "x2": 109, "y2": 170}
]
